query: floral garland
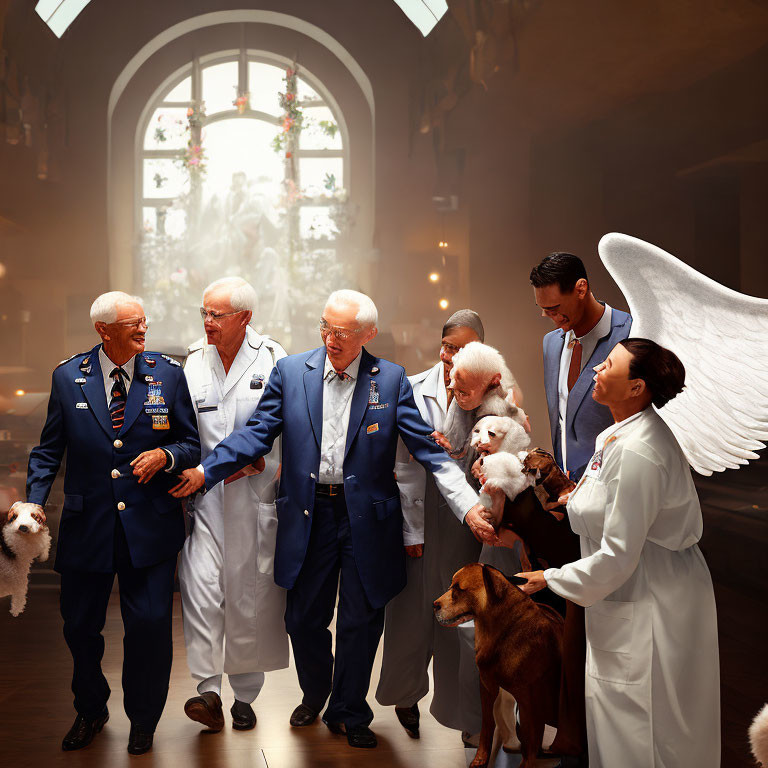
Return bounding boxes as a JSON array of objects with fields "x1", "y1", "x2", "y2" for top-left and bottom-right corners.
[
  {"x1": 178, "y1": 100, "x2": 207, "y2": 179},
  {"x1": 272, "y1": 66, "x2": 303, "y2": 155}
]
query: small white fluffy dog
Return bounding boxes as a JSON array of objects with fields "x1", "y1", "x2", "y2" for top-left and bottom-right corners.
[
  {"x1": 469, "y1": 416, "x2": 533, "y2": 515},
  {"x1": 751, "y1": 704, "x2": 768, "y2": 767},
  {"x1": 1, "y1": 502, "x2": 51, "y2": 616}
]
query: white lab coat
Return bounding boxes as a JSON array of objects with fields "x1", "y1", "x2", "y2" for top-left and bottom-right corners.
[
  {"x1": 377, "y1": 361, "x2": 483, "y2": 733},
  {"x1": 544, "y1": 407, "x2": 720, "y2": 767},
  {"x1": 395, "y1": 361, "x2": 448, "y2": 546},
  {"x1": 178, "y1": 326, "x2": 289, "y2": 679}
]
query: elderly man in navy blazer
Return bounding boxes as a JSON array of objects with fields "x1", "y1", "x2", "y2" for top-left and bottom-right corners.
[
  {"x1": 531, "y1": 252, "x2": 632, "y2": 483},
  {"x1": 25, "y1": 291, "x2": 200, "y2": 755},
  {"x1": 171, "y1": 289, "x2": 491, "y2": 749}
]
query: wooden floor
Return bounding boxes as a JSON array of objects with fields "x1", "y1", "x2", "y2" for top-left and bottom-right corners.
[
  {"x1": 0, "y1": 588, "x2": 557, "y2": 768},
  {"x1": 3, "y1": 456, "x2": 767, "y2": 767}
]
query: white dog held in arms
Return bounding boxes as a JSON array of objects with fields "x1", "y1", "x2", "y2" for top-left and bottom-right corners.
[
  {"x1": 469, "y1": 415, "x2": 533, "y2": 512},
  {"x1": 1, "y1": 502, "x2": 51, "y2": 616}
]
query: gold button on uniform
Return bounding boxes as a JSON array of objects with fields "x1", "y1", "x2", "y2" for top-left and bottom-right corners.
[
  {"x1": 304, "y1": 510, "x2": 310, "y2": 516},
  {"x1": 111, "y1": 469, "x2": 120, "y2": 479},
  {"x1": 117, "y1": 502, "x2": 126, "y2": 511},
  {"x1": 113, "y1": 439, "x2": 123, "y2": 448}
]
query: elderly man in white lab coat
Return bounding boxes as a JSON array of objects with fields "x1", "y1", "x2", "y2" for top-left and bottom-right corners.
[
  {"x1": 178, "y1": 277, "x2": 289, "y2": 732},
  {"x1": 376, "y1": 310, "x2": 484, "y2": 743}
]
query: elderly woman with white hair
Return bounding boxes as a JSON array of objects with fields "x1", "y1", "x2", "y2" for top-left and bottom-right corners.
[{"x1": 178, "y1": 277, "x2": 289, "y2": 733}]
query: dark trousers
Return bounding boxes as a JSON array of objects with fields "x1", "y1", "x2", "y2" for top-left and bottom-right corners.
[
  {"x1": 59, "y1": 519, "x2": 176, "y2": 732},
  {"x1": 284, "y1": 492, "x2": 385, "y2": 729}
]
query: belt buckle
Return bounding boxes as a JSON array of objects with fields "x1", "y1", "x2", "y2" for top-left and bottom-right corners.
[{"x1": 329, "y1": 483, "x2": 340, "y2": 496}]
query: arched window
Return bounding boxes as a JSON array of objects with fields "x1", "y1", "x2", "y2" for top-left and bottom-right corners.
[{"x1": 137, "y1": 48, "x2": 350, "y2": 352}]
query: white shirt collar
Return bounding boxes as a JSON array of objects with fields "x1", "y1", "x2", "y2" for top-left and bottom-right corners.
[
  {"x1": 422, "y1": 360, "x2": 448, "y2": 411},
  {"x1": 99, "y1": 346, "x2": 135, "y2": 382},
  {"x1": 323, "y1": 351, "x2": 362, "y2": 381}
]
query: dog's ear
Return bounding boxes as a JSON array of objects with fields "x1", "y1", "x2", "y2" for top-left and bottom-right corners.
[{"x1": 481, "y1": 564, "x2": 505, "y2": 603}]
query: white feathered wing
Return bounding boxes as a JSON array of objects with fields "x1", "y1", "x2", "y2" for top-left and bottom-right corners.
[{"x1": 598, "y1": 232, "x2": 768, "y2": 476}]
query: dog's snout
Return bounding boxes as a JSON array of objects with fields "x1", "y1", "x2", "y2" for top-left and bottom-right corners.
[{"x1": 18, "y1": 525, "x2": 29, "y2": 533}]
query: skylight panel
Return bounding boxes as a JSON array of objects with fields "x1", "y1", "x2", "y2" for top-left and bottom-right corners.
[
  {"x1": 35, "y1": 0, "x2": 92, "y2": 38},
  {"x1": 392, "y1": 0, "x2": 448, "y2": 37}
]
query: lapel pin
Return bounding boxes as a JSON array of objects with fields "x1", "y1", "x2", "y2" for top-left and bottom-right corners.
[
  {"x1": 371, "y1": 366, "x2": 380, "y2": 375},
  {"x1": 367, "y1": 423, "x2": 379, "y2": 434},
  {"x1": 75, "y1": 377, "x2": 86, "y2": 384}
]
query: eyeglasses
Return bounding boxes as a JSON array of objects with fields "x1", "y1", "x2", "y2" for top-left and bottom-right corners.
[
  {"x1": 200, "y1": 308, "x2": 245, "y2": 322},
  {"x1": 319, "y1": 318, "x2": 364, "y2": 342},
  {"x1": 111, "y1": 316, "x2": 149, "y2": 329},
  {"x1": 441, "y1": 342, "x2": 461, "y2": 355}
]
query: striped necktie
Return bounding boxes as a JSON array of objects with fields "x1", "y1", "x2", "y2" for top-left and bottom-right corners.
[{"x1": 109, "y1": 367, "x2": 128, "y2": 431}]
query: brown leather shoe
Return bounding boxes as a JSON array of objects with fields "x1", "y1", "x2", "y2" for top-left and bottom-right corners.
[
  {"x1": 289, "y1": 703, "x2": 319, "y2": 727},
  {"x1": 61, "y1": 709, "x2": 109, "y2": 751},
  {"x1": 184, "y1": 691, "x2": 225, "y2": 731}
]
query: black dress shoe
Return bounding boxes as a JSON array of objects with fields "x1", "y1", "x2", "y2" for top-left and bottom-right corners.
[
  {"x1": 346, "y1": 725, "x2": 377, "y2": 749},
  {"x1": 554, "y1": 756, "x2": 589, "y2": 768},
  {"x1": 62, "y1": 709, "x2": 109, "y2": 751},
  {"x1": 289, "y1": 703, "x2": 319, "y2": 727},
  {"x1": 184, "y1": 691, "x2": 225, "y2": 731},
  {"x1": 231, "y1": 700, "x2": 257, "y2": 730},
  {"x1": 127, "y1": 724, "x2": 154, "y2": 755},
  {"x1": 322, "y1": 717, "x2": 346, "y2": 735},
  {"x1": 395, "y1": 703, "x2": 420, "y2": 738}
]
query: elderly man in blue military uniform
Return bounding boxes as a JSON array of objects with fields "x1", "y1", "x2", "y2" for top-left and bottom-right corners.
[{"x1": 24, "y1": 291, "x2": 200, "y2": 755}]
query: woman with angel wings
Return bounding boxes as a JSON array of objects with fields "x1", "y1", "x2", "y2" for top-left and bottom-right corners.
[{"x1": 514, "y1": 233, "x2": 768, "y2": 766}]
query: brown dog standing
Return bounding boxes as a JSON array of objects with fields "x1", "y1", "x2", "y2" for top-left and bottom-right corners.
[{"x1": 434, "y1": 563, "x2": 563, "y2": 768}]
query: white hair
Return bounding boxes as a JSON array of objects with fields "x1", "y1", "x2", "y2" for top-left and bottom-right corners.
[
  {"x1": 89, "y1": 291, "x2": 143, "y2": 325},
  {"x1": 203, "y1": 277, "x2": 257, "y2": 312},
  {"x1": 451, "y1": 341, "x2": 518, "y2": 391},
  {"x1": 325, "y1": 289, "x2": 378, "y2": 327}
]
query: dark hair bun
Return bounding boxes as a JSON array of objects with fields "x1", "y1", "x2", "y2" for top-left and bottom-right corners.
[{"x1": 619, "y1": 338, "x2": 685, "y2": 408}]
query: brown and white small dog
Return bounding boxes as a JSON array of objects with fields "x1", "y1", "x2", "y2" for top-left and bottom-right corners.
[
  {"x1": 1, "y1": 502, "x2": 51, "y2": 616},
  {"x1": 434, "y1": 563, "x2": 563, "y2": 768},
  {"x1": 522, "y1": 449, "x2": 576, "y2": 520}
]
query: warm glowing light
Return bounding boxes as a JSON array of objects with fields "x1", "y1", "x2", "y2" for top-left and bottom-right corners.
[
  {"x1": 438, "y1": 240, "x2": 448, "y2": 249},
  {"x1": 428, "y1": 272, "x2": 440, "y2": 283},
  {"x1": 14, "y1": 389, "x2": 25, "y2": 397},
  {"x1": 438, "y1": 299, "x2": 449, "y2": 310}
]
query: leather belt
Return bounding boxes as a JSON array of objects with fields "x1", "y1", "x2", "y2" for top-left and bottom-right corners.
[{"x1": 315, "y1": 483, "x2": 344, "y2": 497}]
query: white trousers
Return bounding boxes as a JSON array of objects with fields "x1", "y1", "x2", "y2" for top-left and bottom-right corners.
[
  {"x1": 179, "y1": 497, "x2": 287, "y2": 701},
  {"x1": 197, "y1": 672, "x2": 265, "y2": 703}
]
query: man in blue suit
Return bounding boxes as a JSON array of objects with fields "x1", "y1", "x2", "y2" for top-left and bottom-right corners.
[
  {"x1": 25, "y1": 291, "x2": 200, "y2": 755},
  {"x1": 531, "y1": 252, "x2": 632, "y2": 483},
  {"x1": 170, "y1": 289, "x2": 491, "y2": 749}
]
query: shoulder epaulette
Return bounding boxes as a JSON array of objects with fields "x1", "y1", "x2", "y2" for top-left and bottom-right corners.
[{"x1": 55, "y1": 353, "x2": 79, "y2": 369}]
